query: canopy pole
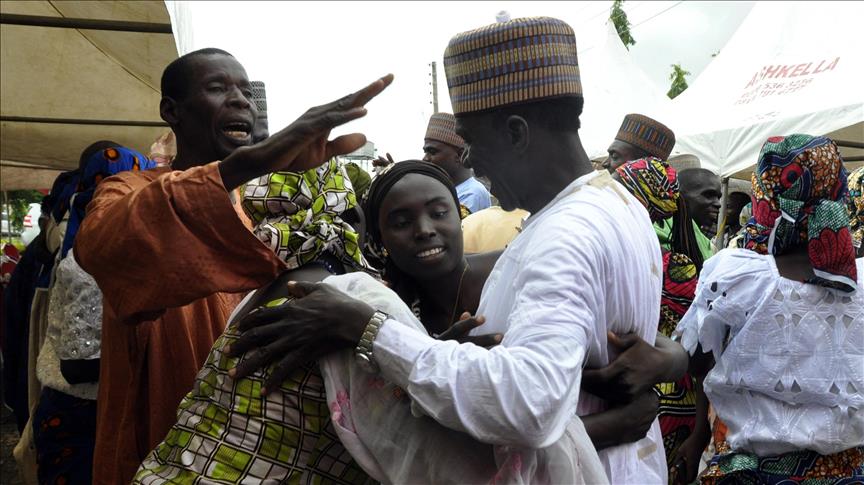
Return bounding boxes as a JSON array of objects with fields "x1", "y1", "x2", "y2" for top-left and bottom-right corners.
[
  {"x1": 2, "y1": 191, "x2": 10, "y2": 245},
  {"x1": 715, "y1": 177, "x2": 729, "y2": 253},
  {"x1": 834, "y1": 140, "x2": 864, "y2": 149}
]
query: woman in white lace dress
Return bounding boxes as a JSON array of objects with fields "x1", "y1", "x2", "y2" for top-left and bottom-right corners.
[
  {"x1": 677, "y1": 134, "x2": 863, "y2": 484},
  {"x1": 32, "y1": 143, "x2": 156, "y2": 485}
]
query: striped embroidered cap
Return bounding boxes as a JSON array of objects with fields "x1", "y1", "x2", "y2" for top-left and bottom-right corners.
[
  {"x1": 615, "y1": 114, "x2": 675, "y2": 160},
  {"x1": 250, "y1": 80, "x2": 267, "y2": 115},
  {"x1": 443, "y1": 17, "x2": 581, "y2": 115},
  {"x1": 424, "y1": 113, "x2": 465, "y2": 148}
]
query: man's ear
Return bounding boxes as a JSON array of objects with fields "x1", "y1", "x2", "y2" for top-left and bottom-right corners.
[
  {"x1": 160, "y1": 97, "x2": 180, "y2": 126},
  {"x1": 505, "y1": 115, "x2": 529, "y2": 153}
]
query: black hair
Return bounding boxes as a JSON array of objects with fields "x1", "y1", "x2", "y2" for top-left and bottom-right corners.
[
  {"x1": 460, "y1": 96, "x2": 584, "y2": 132},
  {"x1": 670, "y1": 198, "x2": 704, "y2": 273},
  {"x1": 678, "y1": 168, "x2": 718, "y2": 187},
  {"x1": 728, "y1": 191, "x2": 751, "y2": 207},
  {"x1": 78, "y1": 140, "x2": 121, "y2": 170},
  {"x1": 160, "y1": 47, "x2": 234, "y2": 101},
  {"x1": 362, "y1": 160, "x2": 459, "y2": 306}
]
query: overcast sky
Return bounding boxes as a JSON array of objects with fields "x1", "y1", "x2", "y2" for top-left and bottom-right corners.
[{"x1": 168, "y1": 1, "x2": 755, "y2": 160}]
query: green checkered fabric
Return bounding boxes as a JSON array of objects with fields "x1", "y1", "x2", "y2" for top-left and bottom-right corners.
[
  {"x1": 133, "y1": 309, "x2": 376, "y2": 484},
  {"x1": 241, "y1": 160, "x2": 371, "y2": 272}
]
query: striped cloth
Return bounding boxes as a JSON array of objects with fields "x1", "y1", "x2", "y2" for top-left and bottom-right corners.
[
  {"x1": 614, "y1": 114, "x2": 676, "y2": 161},
  {"x1": 424, "y1": 112, "x2": 464, "y2": 148},
  {"x1": 443, "y1": 17, "x2": 582, "y2": 115}
]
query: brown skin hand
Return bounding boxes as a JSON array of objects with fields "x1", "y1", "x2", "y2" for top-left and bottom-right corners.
[{"x1": 219, "y1": 74, "x2": 393, "y2": 191}]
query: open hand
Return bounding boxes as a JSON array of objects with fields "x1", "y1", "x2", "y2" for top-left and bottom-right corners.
[
  {"x1": 226, "y1": 281, "x2": 374, "y2": 395},
  {"x1": 220, "y1": 74, "x2": 394, "y2": 190},
  {"x1": 436, "y1": 311, "x2": 502, "y2": 348},
  {"x1": 373, "y1": 152, "x2": 395, "y2": 168}
]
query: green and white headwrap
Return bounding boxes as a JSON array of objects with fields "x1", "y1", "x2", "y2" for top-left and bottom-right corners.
[{"x1": 242, "y1": 159, "x2": 372, "y2": 272}]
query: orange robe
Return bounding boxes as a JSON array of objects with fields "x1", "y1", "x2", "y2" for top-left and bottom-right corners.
[{"x1": 75, "y1": 162, "x2": 284, "y2": 484}]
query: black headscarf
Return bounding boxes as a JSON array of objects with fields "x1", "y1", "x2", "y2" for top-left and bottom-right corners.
[
  {"x1": 364, "y1": 160, "x2": 459, "y2": 249},
  {"x1": 362, "y1": 160, "x2": 460, "y2": 311}
]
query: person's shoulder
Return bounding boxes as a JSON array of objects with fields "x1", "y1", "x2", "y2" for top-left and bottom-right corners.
[
  {"x1": 463, "y1": 206, "x2": 504, "y2": 223},
  {"x1": 553, "y1": 178, "x2": 647, "y2": 230},
  {"x1": 465, "y1": 177, "x2": 489, "y2": 193},
  {"x1": 701, "y1": 248, "x2": 773, "y2": 287},
  {"x1": 708, "y1": 248, "x2": 770, "y2": 270},
  {"x1": 99, "y1": 166, "x2": 170, "y2": 189}
]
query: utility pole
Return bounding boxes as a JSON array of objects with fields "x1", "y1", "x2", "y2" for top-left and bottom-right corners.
[{"x1": 429, "y1": 61, "x2": 439, "y2": 113}]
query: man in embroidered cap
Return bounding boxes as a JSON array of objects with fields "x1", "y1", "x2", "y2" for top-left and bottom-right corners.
[
  {"x1": 603, "y1": 113, "x2": 676, "y2": 173},
  {"x1": 423, "y1": 112, "x2": 491, "y2": 213},
  {"x1": 231, "y1": 17, "x2": 685, "y2": 485}
]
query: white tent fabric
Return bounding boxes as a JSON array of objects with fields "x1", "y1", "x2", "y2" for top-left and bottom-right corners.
[
  {"x1": 578, "y1": 23, "x2": 674, "y2": 160},
  {"x1": 0, "y1": 0, "x2": 177, "y2": 189},
  {"x1": 671, "y1": 1, "x2": 864, "y2": 177}
]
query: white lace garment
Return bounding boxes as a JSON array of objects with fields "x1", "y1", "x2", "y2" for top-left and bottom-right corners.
[
  {"x1": 36, "y1": 249, "x2": 102, "y2": 400},
  {"x1": 677, "y1": 249, "x2": 864, "y2": 456}
]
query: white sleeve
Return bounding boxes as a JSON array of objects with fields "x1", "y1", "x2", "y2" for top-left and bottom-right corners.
[
  {"x1": 676, "y1": 249, "x2": 771, "y2": 358},
  {"x1": 373, "y1": 220, "x2": 600, "y2": 449}
]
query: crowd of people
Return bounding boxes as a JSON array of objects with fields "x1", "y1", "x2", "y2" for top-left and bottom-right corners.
[{"x1": 1, "y1": 14, "x2": 862, "y2": 485}]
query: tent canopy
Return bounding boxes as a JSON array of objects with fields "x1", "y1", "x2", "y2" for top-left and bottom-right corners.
[
  {"x1": 671, "y1": 1, "x2": 864, "y2": 178},
  {"x1": 0, "y1": 0, "x2": 177, "y2": 189},
  {"x1": 578, "y1": 23, "x2": 673, "y2": 160}
]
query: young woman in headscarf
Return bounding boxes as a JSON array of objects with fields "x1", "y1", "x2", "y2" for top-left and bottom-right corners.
[
  {"x1": 614, "y1": 157, "x2": 711, "y2": 484},
  {"x1": 677, "y1": 135, "x2": 864, "y2": 484},
  {"x1": 32, "y1": 143, "x2": 157, "y2": 485}
]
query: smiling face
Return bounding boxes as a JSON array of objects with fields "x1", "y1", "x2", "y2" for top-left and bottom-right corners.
[
  {"x1": 679, "y1": 169, "x2": 722, "y2": 229},
  {"x1": 169, "y1": 54, "x2": 257, "y2": 161},
  {"x1": 378, "y1": 173, "x2": 463, "y2": 280}
]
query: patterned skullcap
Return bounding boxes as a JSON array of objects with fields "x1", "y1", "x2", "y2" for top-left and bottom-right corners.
[
  {"x1": 615, "y1": 114, "x2": 676, "y2": 160},
  {"x1": 443, "y1": 17, "x2": 581, "y2": 115},
  {"x1": 250, "y1": 81, "x2": 267, "y2": 115},
  {"x1": 424, "y1": 113, "x2": 465, "y2": 149}
]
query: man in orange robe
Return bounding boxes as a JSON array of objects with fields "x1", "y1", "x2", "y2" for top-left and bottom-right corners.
[{"x1": 75, "y1": 47, "x2": 391, "y2": 483}]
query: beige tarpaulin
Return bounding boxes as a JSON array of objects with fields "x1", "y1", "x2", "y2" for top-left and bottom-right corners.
[{"x1": 0, "y1": 0, "x2": 178, "y2": 189}]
